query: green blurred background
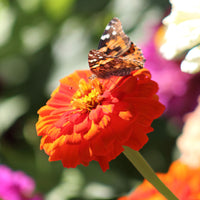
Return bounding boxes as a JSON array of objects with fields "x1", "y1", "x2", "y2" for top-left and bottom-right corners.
[{"x1": 0, "y1": 0, "x2": 178, "y2": 199}]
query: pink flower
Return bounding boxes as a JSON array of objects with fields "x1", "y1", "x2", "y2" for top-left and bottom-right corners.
[
  {"x1": 142, "y1": 25, "x2": 200, "y2": 124},
  {"x1": 0, "y1": 165, "x2": 43, "y2": 200}
]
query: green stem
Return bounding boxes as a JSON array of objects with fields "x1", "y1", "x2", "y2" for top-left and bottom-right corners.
[{"x1": 123, "y1": 146, "x2": 178, "y2": 200}]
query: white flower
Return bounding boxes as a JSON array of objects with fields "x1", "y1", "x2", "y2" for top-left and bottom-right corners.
[
  {"x1": 177, "y1": 97, "x2": 200, "y2": 168},
  {"x1": 160, "y1": 0, "x2": 200, "y2": 74},
  {"x1": 181, "y1": 45, "x2": 200, "y2": 74}
]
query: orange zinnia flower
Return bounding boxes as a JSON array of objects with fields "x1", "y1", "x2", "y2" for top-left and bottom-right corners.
[
  {"x1": 36, "y1": 69, "x2": 165, "y2": 171},
  {"x1": 119, "y1": 160, "x2": 200, "y2": 200}
]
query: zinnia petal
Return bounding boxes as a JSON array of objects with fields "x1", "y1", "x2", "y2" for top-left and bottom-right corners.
[
  {"x1": 36, "y1": 69, "x2": 165, "y2": 171},
  {"x1": 118, "y1": 160, "x2": 200, "y2": 200}
]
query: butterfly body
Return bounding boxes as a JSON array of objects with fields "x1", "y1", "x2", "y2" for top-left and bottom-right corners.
[{"x1": 88, "y1": 17, "x2": 145, "y2": 79}]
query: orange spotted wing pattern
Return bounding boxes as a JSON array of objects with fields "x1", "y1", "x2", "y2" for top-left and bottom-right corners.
[{"x1": 88, "y1": 17, "x2": 145, "y2": 79}]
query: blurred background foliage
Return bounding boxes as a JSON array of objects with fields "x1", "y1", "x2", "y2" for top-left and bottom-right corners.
[{"x1": 0, "y1": 0, "x2": 179, "y2": 199}]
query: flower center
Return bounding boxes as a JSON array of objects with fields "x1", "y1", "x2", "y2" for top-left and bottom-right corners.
[{"x1": 71, "y1": 78, "x2": 104, "y2": 111}]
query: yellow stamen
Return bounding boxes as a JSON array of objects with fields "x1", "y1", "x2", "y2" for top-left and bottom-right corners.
[{"x1": 71, "y1": 78, "x2": 104, "y2": 111}]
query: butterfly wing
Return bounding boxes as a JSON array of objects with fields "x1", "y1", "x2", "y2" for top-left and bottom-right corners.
[
  {"x1": 121, "y1": 42, "x2": 145, "y2": 69},
  {"x1": 88, "y1": 48, "x2": 143, "y2": 79},
  {"x1": 88, "y1": 18, "x2": 145, "y2": 78},
  {"x1": 88, "y1": 49, "x2": 123, "y2": 78},
  {"x1": 98, "y1": 17, "x2": 131, "y2": 56}
]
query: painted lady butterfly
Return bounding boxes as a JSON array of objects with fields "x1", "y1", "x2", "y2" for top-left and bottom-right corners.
[{"x1": 88, "y1": 17, "x2": 145, "y2": 79}]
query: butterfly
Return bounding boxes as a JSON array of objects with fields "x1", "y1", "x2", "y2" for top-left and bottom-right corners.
[{"x1": 88, "y1": 17, "x2": 145, "y2": 79}]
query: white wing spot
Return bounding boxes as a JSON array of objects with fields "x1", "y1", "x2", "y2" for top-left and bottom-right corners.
[
  {"x1": 89, "y1": 59, "x2": 97, "y2": 63},
  {"x1": 105, "y1": 25, "x2": 111, "y2": 30},
  {"x1": 98, "y1": 56, "x2": 103, "y2": 59},
  {"x1": 112, "y1": 30, "x2": 117, "y2": 35},
  {"x1": 101, "y1": 33, "x2": 110, "y2": 40},
  {"x1": 111, "y1": 20, "x2": 117, "y2": 24}
]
